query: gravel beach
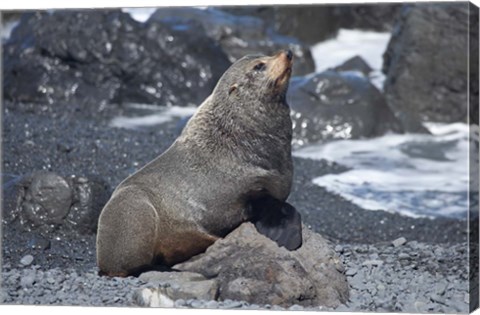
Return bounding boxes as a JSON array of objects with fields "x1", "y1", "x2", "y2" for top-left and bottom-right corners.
[
  {"x1": 1, "y1": 100, "x2": 472, "y2": 312},
  {"x1": 2, "y1": 3, "x2": 478, "y2": 312}
]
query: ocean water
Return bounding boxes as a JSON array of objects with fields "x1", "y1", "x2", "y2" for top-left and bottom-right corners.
[
  {"x1": 110, "y1": 104, "x2": 197, "y2": 129},
  {"x1": 294, "y1": 123, "x2": 475, "y2": 219},
  {"x1": 310, "y1": 29, "x2": 391, "y2": 89}
]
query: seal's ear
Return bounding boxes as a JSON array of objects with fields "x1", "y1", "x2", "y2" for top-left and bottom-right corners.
[
  {"x1": 249, "y1": 196, "x2": 303, "y2": 251},
  {"x1": 228, "y1": 84, "x2": 238, "y2": 95}
]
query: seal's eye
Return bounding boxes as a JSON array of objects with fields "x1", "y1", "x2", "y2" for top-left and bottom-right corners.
[{"x1": 253, "y1": 62, "x2": 266, "y2": 71}]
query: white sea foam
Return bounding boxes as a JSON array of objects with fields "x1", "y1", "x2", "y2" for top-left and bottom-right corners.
[
  {"x1": 294, "y1": 123, "x2": 473, "y2": 219},
  {"x1": 110, "y1": 104, "x2": 197, "y2": 129},
  {"x1": 310, "y1": 29, "x2": 391, "y2": 89},
  {"x1": 121, "y1": 8, "x2": 158, "y2": 22},
  {"x1": 1, "y1": 20, "x2": 19, "y2": 40}
]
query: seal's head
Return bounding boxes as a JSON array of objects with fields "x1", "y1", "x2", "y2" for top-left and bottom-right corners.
[{"x1": 214, "y1": 50, "x2": 294, "y2": 103}]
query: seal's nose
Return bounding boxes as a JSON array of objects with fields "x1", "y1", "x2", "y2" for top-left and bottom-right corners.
[{"x1": 285, "y1": 49, "x2": 293, "y2": 61}]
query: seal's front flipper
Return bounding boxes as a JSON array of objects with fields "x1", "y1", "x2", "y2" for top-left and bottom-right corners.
[{"x1": 250, "y1": 197, "x2": 302, "y2": 250}]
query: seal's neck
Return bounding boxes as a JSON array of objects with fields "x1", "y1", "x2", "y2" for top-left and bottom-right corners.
[{"x1": 179, "y1": 95, "x2": 292, "y2": 164}]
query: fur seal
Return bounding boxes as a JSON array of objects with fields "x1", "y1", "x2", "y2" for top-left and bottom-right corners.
[{"x1": 96, "y1": 50, "x2": 302, "y2": 277}]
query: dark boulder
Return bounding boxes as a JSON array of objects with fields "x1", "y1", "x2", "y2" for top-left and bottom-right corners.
[
  {"x1": 332, "y1": 55, "x2": 373, "y2": 76},
  {"x1": 331, "y1": 3, "x2": 403, "y2": 32},
  {"x1": 287, "y1": 70, "x2": 404, "y2": 148},
  {"x1": 222, "y1": 3, "x2": 402, "y2": 45},
  {"x1": 6, "y1": 171, "x2": 109, "y2": 234},
  {"x1": 383, "y1": 3, "x2": 477, "y2": 127},
  {"x1": 3, "y1": 10, "x2": 230, "y2": 109},
  {"x1": 221, "y1": 5, "x2": 338, "y2": 45},
  {"x1": 148, "y1": 7, "x2": 315, "y2": 76}
]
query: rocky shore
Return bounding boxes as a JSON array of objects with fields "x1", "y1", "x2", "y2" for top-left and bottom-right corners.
[{"x1": 2, "y1": 3, "x2": 478, "y2": 312}]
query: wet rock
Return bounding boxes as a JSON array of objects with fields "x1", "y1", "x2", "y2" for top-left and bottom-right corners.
[
  {"x1": 13, "y1": 171, "x2": 109, "y2": 234},
  {"x1": 331, "y1": 3, "x2": 403, "y2": 32},
  {"x1": 136, "y1": 271, "x2": 218, "y2": 305},
  {"x1": 3, "y1": 10, "x2": 230, "y2": 110},
  {"x1": 17, "y1": 171, "x2": 73, "y2": 230},
  {"x1": 288, "y1": 70, "x2": 404, "y2": 147},
  {"x1": 66, "y1": 175, "x2": 109, "y2": 234},
  {"x1": 27, "y1": 235, "x2": 51, "y2": 250},
  {"x1": 223, "y1": 4, "x2": 402, "y2": 44},
  {"x1": 175, "y1": 222, "x2": 349, "y2": 308},
  {"x1": 333, "y1": 56, "x2": 373, "y2": 76},
  {"x1": 148, "y1": 7, "x2": 314, "y2": 76},
  {"x1": 383, "y1": 3, "x2": 477, "y2": 127}
]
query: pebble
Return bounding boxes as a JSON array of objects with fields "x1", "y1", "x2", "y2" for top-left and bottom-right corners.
[
  {"x1": 289, "y1": 304, "x2": 304, "y2": 311},
  {"x1": 435, "y1": 283, "x2": 448, "y2": 295},
  {"x1": 430, "y1": 294, "x2": 446, "y2": 305},
  {"x1": 345, "y1": 268, "x2": 358, "y2": 276},
  {"x1": 20, "y1": 271, "x2": 36, "y2": 288},
  {"x1": 204, "y1": 300, "x2": 219, "y2": 308},
  {"x1": 398, "y1": 253, "x2": 410, "y2": 260},
  {"x1": 20, "y1": 255, "x2": 34, "y2": 266},
  {"x1": 190, "y1": 299, "x2": 204, "y2": 308},
  {"x1": 392, "y1": 237, "x2": 407, "y2": 247},
  {"x1": 174, "y1": 299, "x2": 186, "y2": 307},
  {"x1": 362, "y1": 260, "x2": 384, "y2": 267}
]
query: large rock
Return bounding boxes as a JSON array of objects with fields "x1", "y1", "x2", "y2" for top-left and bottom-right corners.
[
  {"x1": 287, "y1": 70, "x2": 404, "y2": 148},
  {"x1": 3, "y1": 10, "x2": 230, "y2": 109},
  {"x1": 331, "y1": 3, "x2": 403, "y2": 32},
  {"x1": 173, "y1": 222, "x2": 349, "y2": 308},
  {"x1": 8, "y1": 171, "x2": 109, "y2": 234},
  {"x1": 223, "y1": 4, "x2": 402, "y2": 45},
  {"x1": 383, "y1": 3, "x2": 477, "y2": 127},
  {"x1": 148, "y1": 7, "x2": 315, "y2": 76}
]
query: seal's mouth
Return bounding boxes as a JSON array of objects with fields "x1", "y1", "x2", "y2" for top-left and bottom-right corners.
[{"x1": 267, "y1": 50, "x2": 293, "y2": 89}]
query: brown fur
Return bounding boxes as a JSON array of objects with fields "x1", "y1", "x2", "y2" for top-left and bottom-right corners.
[{"x1": 96, "y1": 51, "x2": 294, "y2": 276}]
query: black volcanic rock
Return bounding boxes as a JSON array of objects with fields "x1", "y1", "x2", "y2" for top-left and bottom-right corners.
[
  {"x1": 3, "y1": 10, "x2": 231, "y2": 109},
  {"x1": 148, "y1": 7, "x2": 315, "y2": 76},
  {"x1": 288, "y1": 70, "x2": 404, "y2": 147},
  {"x1": 222, "y1": 3, "x2": 402, "y2": 45},
  {"x1": 383, "y1": 3, "x2": 477, "y2": 128}
]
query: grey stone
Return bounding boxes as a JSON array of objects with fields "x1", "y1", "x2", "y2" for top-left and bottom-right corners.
[
  {"x1": 362, "y1": 260, "x2": 384, "y2": 267},
  {"x1": 134, "y1": 288, "x2": 175, "y2": 308},
  {"x1": 430, "y1": 294, "x2": 447, "y2": 305},
  {"x1": 174, "y1": 299, "x2": 186, "y2": 307},
  {"x1": 289, "y1": 304, "x2": 304, "y2": 311},
  {"x1": 137, "y1": 271, "x2": 218, "y2": 303},
  {"x1": 20, "y1": 270, "x2": 36, "y2": 288},
  {"x1": 435, "y1": 283, "x2": 448, "y2": 296},
  {"x1": 20, "y1": 255, "x2": 34, "y2": 266},
  {"x1": 190, "y1": 300, "x2": 204, "y2": 308},
  {"x1": 392, "y1": 237, "x2": 407, "y2": 247},
  {"x1": 398, "y1": 253, "x2": 410, "y2": 260},
  {"x1": 204, "y1": 300, "x2": 219, "y2": 308},
  {"x1": 345, "y1": 268, "x2": 358, "y2": 276},
  {"x1": 175, "y1": 222, "x2": 349, "y2": 308}
]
